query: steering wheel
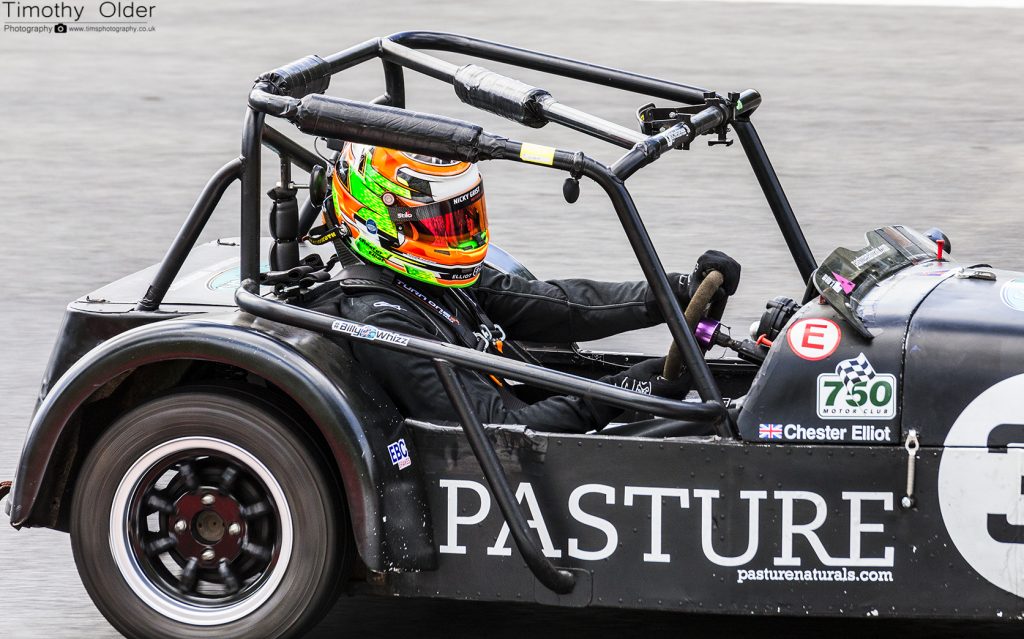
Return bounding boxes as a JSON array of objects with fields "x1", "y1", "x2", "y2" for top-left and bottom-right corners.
[{"x1": 663, "y1": 269, "x2": 726, "y2": 380}]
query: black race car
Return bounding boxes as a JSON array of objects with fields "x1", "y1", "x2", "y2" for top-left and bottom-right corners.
[{"x1": 4, "y1": 31, "x2": 1023, "y2": 639}]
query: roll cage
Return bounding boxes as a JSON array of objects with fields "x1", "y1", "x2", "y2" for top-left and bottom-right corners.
[{"x1": 131, "y1": 32, "x2": 818, "y2": 594}]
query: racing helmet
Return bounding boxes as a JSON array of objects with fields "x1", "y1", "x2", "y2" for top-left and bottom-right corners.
[{"x1": 330, "y1": 143, "x2": 489, "y2": 287}]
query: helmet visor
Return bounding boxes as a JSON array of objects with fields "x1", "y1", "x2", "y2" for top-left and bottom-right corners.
[{"x1": 389, "y1": 184, "x2": 487, "y2": 250}]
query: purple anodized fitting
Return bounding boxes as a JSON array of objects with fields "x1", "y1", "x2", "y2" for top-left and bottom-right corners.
[{"x1": 694, "y1": 318, "x2": 721, "y2": 349}]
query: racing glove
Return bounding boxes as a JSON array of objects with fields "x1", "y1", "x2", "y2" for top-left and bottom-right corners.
[
  {"x1": 586, "y1": 356, "x2": 693, "y2": 426},
  {"x1": 603, "y1": 356, "x2": 691, "y2": 398},
  {"x1": 645, "y1": 251, "x2": 741, "y2": 320},
  {"x1": 688, "y1": 250, "x2": 741, "y2": 299}
]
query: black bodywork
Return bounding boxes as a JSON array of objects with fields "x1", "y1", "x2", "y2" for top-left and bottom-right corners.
[{"x1": 7, "y1": 31, "x2": 1024, "y2": 620}]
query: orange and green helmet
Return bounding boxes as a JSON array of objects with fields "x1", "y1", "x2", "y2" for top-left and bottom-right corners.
[{"x1": 330, "y1": 143, "x2": 489, "y2": 287}]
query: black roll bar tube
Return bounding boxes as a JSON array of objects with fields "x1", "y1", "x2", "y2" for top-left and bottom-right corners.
[
  {"x1": 240, "y1": 103, "x2": 267, "y2": 285},
  {"x1": 581, "y1": 159, "x2": 726, "y2": 410},
  {"x1": 434, "y1": 359, "x2": 576, "y2": 594},
  {"x1": 379, "y1": 31, "x2": 712, "y2": 106},
  {"x1": 322, "y1": 37, "x2": 382, "y2": 75},
  {"x1": 536, "y1": 95, "x2": 645, "y2": 148},
  {"x1": 382, "y1": 59, "x2": 406, "y2": 108},
  {"x1": 234, "y1": 282, "x2": 725, "y2": 424},
  {"x1": 732, "y1": 119, "x2": 817, "y2": 283},
  {"x1": 135, "y1": 157, "x2": 243, "y2": 311},
  {"x1": 380, "y1": 40, "x2": 645, "y2": 149}
]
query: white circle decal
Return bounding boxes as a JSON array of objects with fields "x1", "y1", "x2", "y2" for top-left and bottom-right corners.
[
  {"x1": 1001, "y1": 278, "x2": 1024, "y2": 312},
  {"x1": 939, "y1": 374, "x2": 1024, "y2": 597},
  {"x1": 786, "y1": 318, "x2": 842, "y2": 361}
]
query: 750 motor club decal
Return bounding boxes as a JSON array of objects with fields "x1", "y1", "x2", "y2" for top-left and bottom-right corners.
[{"x1": 816, "y1": 352, "x2": 896, "y2": 420}]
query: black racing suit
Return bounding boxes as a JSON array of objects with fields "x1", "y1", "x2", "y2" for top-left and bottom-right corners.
[{"x1": 311, "y1": 264, "x2": 681, "y2": 433}]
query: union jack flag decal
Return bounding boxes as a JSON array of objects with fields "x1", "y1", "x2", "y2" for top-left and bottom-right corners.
[{"x1": 758, "y1": 423, "x2": 783, "y2": 439}]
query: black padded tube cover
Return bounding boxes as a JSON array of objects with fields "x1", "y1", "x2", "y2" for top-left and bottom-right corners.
[
  {"x1": 257, "y1": 54, "x2": 332, "y2": 98},
  {"x1": 291, "y1": 94, "x2": 508, "y2": 163},
  {"x1": 453, "y1": 64, "x2": 550, "y2": 128}
]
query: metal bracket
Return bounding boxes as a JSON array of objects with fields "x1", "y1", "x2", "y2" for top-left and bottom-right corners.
[
  {"x1": 901, "y1": 430, "x2": 919, "y2": 509},
  {"x1": 636, "y1": 92, "x2": 734, "y2": 149}
]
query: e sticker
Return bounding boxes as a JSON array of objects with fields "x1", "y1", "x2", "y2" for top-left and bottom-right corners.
[
  {"x1": 519, "y1": 142, "x2": 555, "y2": 166},
  {"x1": 787, "y1": 318, "x2": 842, "y2": 361}
]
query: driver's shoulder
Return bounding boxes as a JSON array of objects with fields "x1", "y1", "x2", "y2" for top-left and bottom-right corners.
[{"x1": 340, "y1": 290, "x2": 422, "y2": 326}]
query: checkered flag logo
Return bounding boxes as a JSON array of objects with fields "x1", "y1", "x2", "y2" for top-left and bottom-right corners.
[{"x1": 835, "y1": 352, "x2": 876, "y2": 391}]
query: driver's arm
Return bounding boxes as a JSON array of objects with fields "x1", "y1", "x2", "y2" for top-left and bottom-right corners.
[
  {"x1": 346, "y1": 306, "x2": 681, "y2": 432},
  {"x1": 471, "y1": 265, "x2": 683, "y2": 343}
]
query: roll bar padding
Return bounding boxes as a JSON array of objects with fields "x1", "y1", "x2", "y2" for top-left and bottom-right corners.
[
  {"x1": 292, "y1": 93, "x2": 508, "y2": 163},
  {"x1": 453, "y1": 64, "x2": 550, "y2": 128},
  {"x1": 257, "y1": 55, "x2": 332, "y2": 98}
]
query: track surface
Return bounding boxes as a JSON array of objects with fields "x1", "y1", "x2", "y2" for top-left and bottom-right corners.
[{"x1": 1, "y1": 0, "x2": 1023, "y2": 636}]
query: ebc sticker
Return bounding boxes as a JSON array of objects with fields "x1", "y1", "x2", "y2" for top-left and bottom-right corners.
[
  {"x1": 388, "y1": 438, "x2": 412, "y2": 469},
  {"x1": 787, "y1": 318, "x2": 842, "y2": 361},
  {"x1": 816, "y1": 353, "x2": 896, "y2": 420},
  {"x1": 939, "y1": 373, "x2": 1024, "y2": 597},
  {"x1": 1000, "y1": 277, "x2": 1024, "y2": 312}
]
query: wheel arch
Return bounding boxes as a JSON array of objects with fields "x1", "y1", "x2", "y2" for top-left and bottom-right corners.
[{"x1": 9, "y1": 313, "x2": 435, "y2": 572}]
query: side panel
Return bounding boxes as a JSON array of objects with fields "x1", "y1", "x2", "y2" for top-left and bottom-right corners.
[
  {"x1": 391, "y1": 423, "x2": 1024, "y2": 619},
  {"x1": 903, "y1": 268, "x2": 1024, "y2": 446},
  {"x1": 10, "y1": 314, "x2": 434, "y2": 571},
  {"x1": 900, "y1": 271, "x2": 1024, "y2": 608}
]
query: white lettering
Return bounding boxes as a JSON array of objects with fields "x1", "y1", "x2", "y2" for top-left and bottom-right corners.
[
  {"x1": 783, "y1": 423, "x2": 849, "y2": 441},
  {"x1": 843, "y1": 491, "x2": 895, "y2": 567},
  {"x1": 436, "y1": 478, "x2": 896, "y2": 571},
  {"x1": 774, "y1": 490, "x2": 843, "y2": 566},
  {"x1": 624, "y1": 487, "x2": 689, "y2": 562},
  {"x1": 693, "y1": 489, "x2": 767, "y2": 566},
  {"x1": 487, "y1": 482, "x2": 562, "y2": 558},
  {"x1": 567, "y1": 484, "x2": 618, "y2": 561},
  {"x1": 439, "y1": 479, "x2": 491, "y2": 554},
  {"x1": 852, "y1": 425, "x2": 892, "y2": 442}
]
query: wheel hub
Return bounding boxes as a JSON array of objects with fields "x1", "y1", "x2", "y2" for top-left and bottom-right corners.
[{"x1": 171, "y1": 490, "x2": 245, "y2": 565}]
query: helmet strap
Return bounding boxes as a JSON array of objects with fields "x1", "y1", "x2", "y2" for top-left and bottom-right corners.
[{"x1": 305, "y1": 193, "x2": 363, "y2": 268}]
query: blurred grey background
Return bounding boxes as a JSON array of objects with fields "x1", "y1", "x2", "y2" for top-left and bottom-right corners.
[{"x1": 1, "y1": 0, "x2": 1022, "y2": 636}]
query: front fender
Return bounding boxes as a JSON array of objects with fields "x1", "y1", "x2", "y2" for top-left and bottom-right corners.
[{"x1": 10, "y1": 311, "x2": 434, "y2": 571}]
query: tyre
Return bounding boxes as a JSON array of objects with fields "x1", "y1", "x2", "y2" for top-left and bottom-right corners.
[{"x1": 70, "y1": 389, "x2": 349, "y2": 639}]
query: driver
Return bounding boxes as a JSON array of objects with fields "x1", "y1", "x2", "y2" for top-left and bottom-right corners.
[{"x1": 310, "y1": 144, "x2": 740, "y2": 433}]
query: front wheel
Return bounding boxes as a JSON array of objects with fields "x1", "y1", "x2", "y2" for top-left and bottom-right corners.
[{"x1": 71, "y1": 390, "x2": 348, "y2": 639}]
